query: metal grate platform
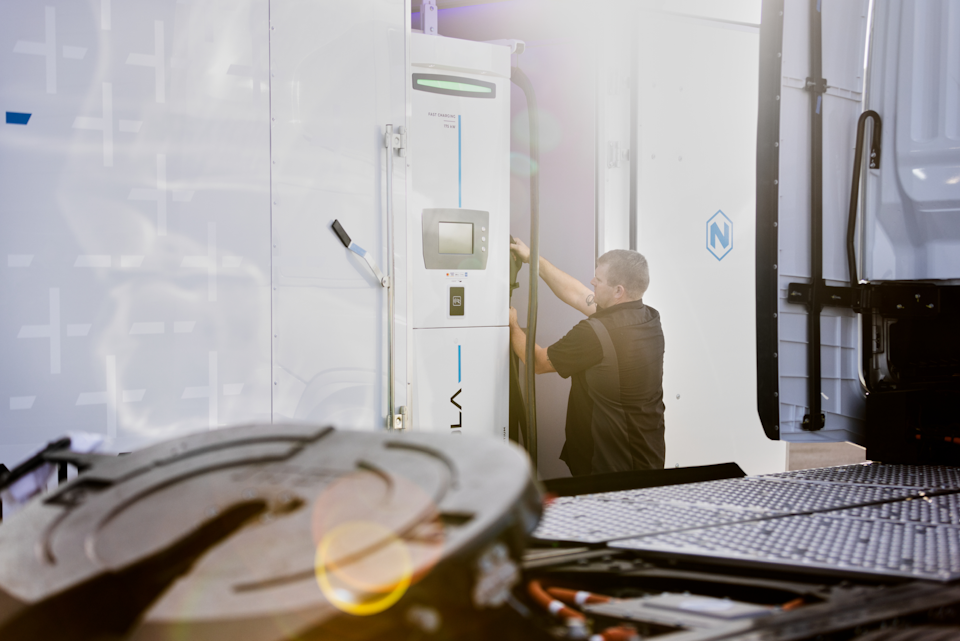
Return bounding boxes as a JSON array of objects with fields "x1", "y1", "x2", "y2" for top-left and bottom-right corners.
[
  {"x1": 534, "y1": 464, "x2": 960, "y2": 581},
  {"x1": 612, "y1": 513, "x2": 960, "y2": 582},
  {"x1": 536, "y1": 472, "x2": 924, "y2": 544},
  {"x1": 534, "y1": 500, "x2": 764, "y2": 544},
  {"x1": 763, "y1": 464, "x2": 960, "y2": 489},
  {"x1": 831, "y1": 494, "x2": 960, "y2": 526},
  {"x1": 583, "y1": 477, "x2": 915, "y2": 513}
]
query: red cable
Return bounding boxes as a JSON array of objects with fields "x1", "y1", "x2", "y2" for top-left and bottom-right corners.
[
  {"x1": 546, "y1": 586, "x2": 612, "y2": 606},
  {"x1": 527, "y1": 580, "x2": 585, "y2": 621},
  {"x1": 591, "y1": 625, "x2": 639, "y2": 641}
]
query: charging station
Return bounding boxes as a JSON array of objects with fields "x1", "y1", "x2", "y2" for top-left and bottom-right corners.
[{"x1": 408, "y1": 33, "x2": 512, "y2": 439}]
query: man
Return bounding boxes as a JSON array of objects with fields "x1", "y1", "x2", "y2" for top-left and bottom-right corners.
[{"x1": 508, "y1": 239, "x2": 665, "y2": 476}]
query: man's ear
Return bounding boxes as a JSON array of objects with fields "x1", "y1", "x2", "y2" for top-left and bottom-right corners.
[{"x1": 615, "y1": 284, "x2": 625, "y2": 299}]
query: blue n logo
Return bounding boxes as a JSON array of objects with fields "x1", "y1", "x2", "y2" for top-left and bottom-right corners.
[
  {"x1": 710, "y1": 221, "x2": 730, "y2": 249},
  {"x1": 706, "y1": 210, "x2": 733, "y2": 261}
]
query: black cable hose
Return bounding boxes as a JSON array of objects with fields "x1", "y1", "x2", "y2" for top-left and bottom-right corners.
[
  {"x1": 508, "y1": 248, "x2": 529, "y2": 447},
  {"x1": 510, "y1": 67, "x2": 539, "y2": 472},
  {"x1": 508, "y1": 350, "x2": 529, "y2": 446}
]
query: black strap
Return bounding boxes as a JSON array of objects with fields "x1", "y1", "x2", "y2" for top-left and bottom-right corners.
[{"x1": 585, "y1": 318, "x2": 632, "y2": 473}]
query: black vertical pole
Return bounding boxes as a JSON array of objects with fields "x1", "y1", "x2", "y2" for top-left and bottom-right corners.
[
  {"x1": 756, "y1": 0, "x2": 786, "y2": 440},
  {"x1": 0, "y1": 464, "x2": 5, "y2": 522},
  {"x1": 511, "y1": 68, "x2": 540, "y2": 472},
  {"x1": 806, "y1": 0, "x2": 824, "y2": 430}
]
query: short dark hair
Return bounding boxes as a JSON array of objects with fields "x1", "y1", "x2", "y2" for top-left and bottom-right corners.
[{"x1": 597, "y1": 249, "x2": 650, "y2": 299}]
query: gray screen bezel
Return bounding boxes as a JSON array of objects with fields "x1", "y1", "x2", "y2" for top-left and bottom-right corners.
[{"x1": 422, "y1": 209, "x2": 490, "y2": 270}]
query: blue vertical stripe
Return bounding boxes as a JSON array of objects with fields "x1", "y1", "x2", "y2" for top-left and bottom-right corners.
[
  {"x1": 458, "y1": 115, "x2": 462, "y2": 207},
  {"x1": 458, "y1": 345, "x2": 462, "y2": 383}
]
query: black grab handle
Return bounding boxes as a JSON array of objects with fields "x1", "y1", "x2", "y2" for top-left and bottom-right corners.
[
  {"x1": 846, "y1": 110, "x2": 882, "y2": 288},
  {"x1": 331, "y1": 219, "x2": 352, "y2": 249}
]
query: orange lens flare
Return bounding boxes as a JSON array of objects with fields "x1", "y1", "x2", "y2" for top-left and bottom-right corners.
[{"x1": 315, "y1": 521, "x2": 413, "y2": 616}]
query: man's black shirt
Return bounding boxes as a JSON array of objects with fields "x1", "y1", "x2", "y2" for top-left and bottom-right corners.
[{"x1": 546, "y1": 300, "x2": 665, "y2": 476}]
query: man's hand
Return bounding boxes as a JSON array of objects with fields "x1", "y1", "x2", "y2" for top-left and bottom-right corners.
[
  {"x1": 510, "y1": 237, "x2": 531, "y2": 264},
  {"x1": 509, "y1": 306, "x2": 519, "y2": 328}
]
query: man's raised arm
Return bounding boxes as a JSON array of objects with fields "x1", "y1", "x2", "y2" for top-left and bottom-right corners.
[{"x1": 510, "y1": 238, "x2": 596, "y2": 317}]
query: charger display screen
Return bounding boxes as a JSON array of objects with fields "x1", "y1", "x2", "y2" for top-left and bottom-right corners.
[{"x1": 438, "y1": 222, "x2": 474, "y2": 254}]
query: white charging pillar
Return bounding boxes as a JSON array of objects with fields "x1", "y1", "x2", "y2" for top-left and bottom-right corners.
[{"x1": 408, "y1": 34, "x2": 512, "y2": 439}]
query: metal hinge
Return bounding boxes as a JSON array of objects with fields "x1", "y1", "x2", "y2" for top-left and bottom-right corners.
[
  {"x1": 384, "y1": 126, "x2": 407, "y2": 157},
  {"x1": 421, "y1": 0, "x2": 438, "y2": 36},
  {"x1": 607, "y1": 141, "x2": 629, "y2": 168},
  {"x1": 786, "y1": 282, "x2": 940, "y2": 317},
  {"x1": 801, "y1": 412, "x2": 825, "y2": 431},
  {"x1": 390, "y1": 406, "x2": 408, "y2": 431},
  {"x1": 804, "y1": 77, "x2": 828, "y2": 94},
  {"x1": 787, "y1": 282, "x2": 862, "y2": 310}
]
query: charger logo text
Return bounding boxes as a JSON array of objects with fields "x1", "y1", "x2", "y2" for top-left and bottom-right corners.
[{"x1": 451, "y1": 344, "x2": 462, "y2": 429}]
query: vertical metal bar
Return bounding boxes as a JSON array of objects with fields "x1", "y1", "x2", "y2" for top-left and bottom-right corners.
[
  {"x1": 628, "y1": 23, "x2": 640, "y2": 251},
  {"x1": 858, "y1": 0, "x2": 877, "y2": 396},
  {"x1": 385, "y1": 124, "x2": 397, "y2": 429},
  {"x1": 805, "y1": 0, "x2": 824, "y2": 431},
  {"x1": 458, "y1": 115, "x2": 462, "y2": 207},
  {"x1": 268, "y1": 0, "x2": 274, "y2": 424},
  {"x1": 595, "y1": 40, "x2": 605, "y2": 263}
]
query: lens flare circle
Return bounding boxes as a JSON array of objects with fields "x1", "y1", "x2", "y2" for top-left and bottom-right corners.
[{"x1": 315, "y1": 520, "x2": 413, "y2": 616}]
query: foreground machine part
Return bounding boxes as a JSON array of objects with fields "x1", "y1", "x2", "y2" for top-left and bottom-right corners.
[
  {"x1": 0, "y1": 425, "x2": 540, "y2": 641},
  {"x1": 521, "y1": 464, "x2": 960, "y2": 640}
]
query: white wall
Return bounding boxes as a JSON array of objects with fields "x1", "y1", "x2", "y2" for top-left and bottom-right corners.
[
  {"x1": 1, "y1": 0, "x2": 272, "y2": 465},
  {"x1": 0, "y1": 0, "x2": 407, "y2": 468},
  {"x1": 635, "y1": 5, "x2": 787, "y2": 475},
  {"x1": 269, "y1": 1, "x2": 407, "y2": 428}
]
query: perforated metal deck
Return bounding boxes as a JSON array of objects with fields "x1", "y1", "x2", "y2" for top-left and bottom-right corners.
[
  {"x1": 536, "y1": 473, "x2": 920, "y2": 544},
  {"x1": 764, "y1": 464, "x2": 960, "y2": 489},
  {"x1": 612, "y1": 514, "x2": 960, "y2": 581},
  {"x1": 533, "y1": 500, "x2": 762, "y2": 544},
  {"x1": 534, "y1": 464, "x2": 960, "y2": 581}
]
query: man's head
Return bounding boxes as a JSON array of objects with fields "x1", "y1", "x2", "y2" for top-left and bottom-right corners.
[{"x1": 591, "y1": 250, "x2": 650, "y2": 308}]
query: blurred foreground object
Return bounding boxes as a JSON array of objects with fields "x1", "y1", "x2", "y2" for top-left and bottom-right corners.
[
  {"x1": 0, "y1": 433, "x2": 104, "y2": 514},
  {"x1": 0, "y1": 425, "x2": 540, "y2": 640}
]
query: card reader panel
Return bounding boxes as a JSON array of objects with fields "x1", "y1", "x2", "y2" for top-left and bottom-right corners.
[{"x1": 449, "y1": 286, "x2": 465, "y2": 316}]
